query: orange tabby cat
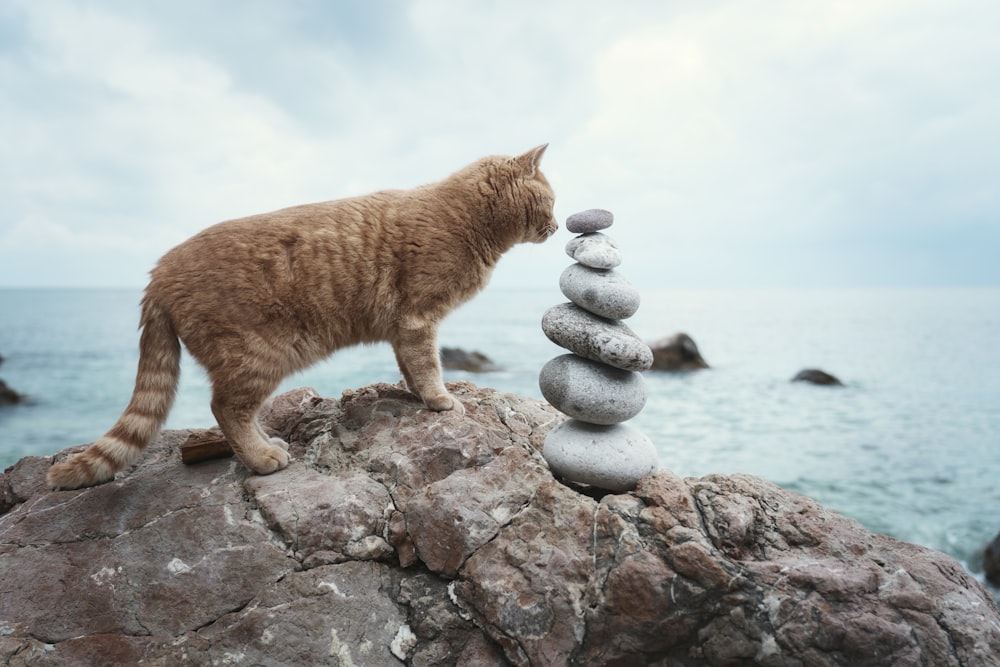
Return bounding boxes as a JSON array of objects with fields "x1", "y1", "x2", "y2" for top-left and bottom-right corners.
[{"x1": 48, "y1": 145, "x2": 556, "y2": 489}]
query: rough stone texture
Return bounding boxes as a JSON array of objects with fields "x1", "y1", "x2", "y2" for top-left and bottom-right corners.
[
  {"x1": 559, "y1": 263, "x2": 640, "y2": 320},
  {"x1": 649, "y1": 332, "x2": 711, "y2": 371},
  {"x1": 2, "y1": 382, "x2": 999, "y2": 666},
  {"x1": 542, "y1": 418, "x2": 658, "y2": 492},
  {"x1": 440, "y1": 346, "x2": 501, "y2": 372},
  {"x1": 565, "y1": 208, "x2": 613, "y2": 234},
  {"x1": 792, "y1": 368, "x2": 845, "y2": 386},
  {"x1": 542, "y1": 302, "x2": 653, "y2": 372},
  {"x1": 565, "y1": 232, "x2": 622, "y2": 269},
  {"x1": 539, "y1": 354, "x2": 647, "y2": 425}
]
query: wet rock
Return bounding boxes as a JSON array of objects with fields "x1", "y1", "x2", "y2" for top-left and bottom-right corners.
[
  {"x1": 440, "y1": 346, "x2": 501, "y2": 372},
  {"x1": 649, "y1": 332, "x2": 710, "y2": 371},
  {"x1": 541, "y1": 303, "x2": 653, "y2": 372},
  {"x1": 2, "y1": 383, "x2": 999, "y2": 667},
  {"x1": 558, "y1": 264, "x2": 640, "y2": 320},
  {"x1": 539, "y1": 354, "x2": 647, "y2": 425},
  {"x1": 792, "y1": 368, "x2": 844, "y2": 386}
]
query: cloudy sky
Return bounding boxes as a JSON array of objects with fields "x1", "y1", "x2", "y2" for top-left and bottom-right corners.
[{"x1": 1, "y1": 0, "x2": 998, "y2": 289}]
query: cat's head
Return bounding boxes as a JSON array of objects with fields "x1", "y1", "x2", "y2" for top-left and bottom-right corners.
[{"x1": 510, "y1": 144, "x2": 558, "y2": 244}]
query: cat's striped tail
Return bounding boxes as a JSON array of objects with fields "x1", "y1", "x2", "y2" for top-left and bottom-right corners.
[{"x1": 47, "y1": 298, "x2": 181, "y2": 489}]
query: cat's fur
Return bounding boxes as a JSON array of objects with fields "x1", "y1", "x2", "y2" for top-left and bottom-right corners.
[{"x1": 48, "y1": 145, "x2": 556, "y2": 489}]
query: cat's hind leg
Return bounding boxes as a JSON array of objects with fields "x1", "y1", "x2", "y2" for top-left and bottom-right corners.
[
  {"x1": 392, "y1": 323, "x2": 465, "y2": 415},
  {"x1": 210, "y1": 378, "x2": 290, "y2": 475}
]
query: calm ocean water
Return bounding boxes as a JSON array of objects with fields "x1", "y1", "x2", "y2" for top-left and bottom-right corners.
[{"x1": 2, "y1": 286, "x2": 999, "y2": 594}]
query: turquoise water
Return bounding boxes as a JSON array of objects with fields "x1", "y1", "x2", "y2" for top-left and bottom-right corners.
[{"x1": 2, "y1": 286, "x2": 999, "y2": 594}]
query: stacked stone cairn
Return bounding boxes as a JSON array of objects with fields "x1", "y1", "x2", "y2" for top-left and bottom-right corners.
[{"x1": 539, "y1": 209, "x2": 658, "y2": 492}]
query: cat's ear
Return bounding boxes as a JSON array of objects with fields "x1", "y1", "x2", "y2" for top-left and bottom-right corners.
[{"x1": 514, "y1": 144, "x2": 548, "y2": 178}]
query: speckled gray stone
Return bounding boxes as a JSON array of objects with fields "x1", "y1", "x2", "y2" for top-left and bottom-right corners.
[
  {"x1": 539, "y1": 354, "x2": 647, "y2": 425},
  {"x1": 559, "y1": 264, "x2": 640, "y2": 320},
  {"x1": 542, "y1": 419, "x2": 658, "y2": 492},
  {"x1": 566, "y1": 209, "x2": 613, "y2": 234},
  {"x1": 565, "y1": 232, "x2": 622, "y2": 269},
  {"x1": 541, "y1": 303, "x2": 653, "y2": 372}
]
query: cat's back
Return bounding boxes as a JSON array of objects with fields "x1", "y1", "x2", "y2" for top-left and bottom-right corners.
[{"x1": 154, "y1": 192, "x2": 407, "y2": 279}]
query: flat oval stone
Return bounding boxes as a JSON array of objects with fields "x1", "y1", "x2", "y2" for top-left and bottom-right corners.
[
  {"x1": 541, "y1": 303, "x2": 653, "y2": 371},
  {"x1": 559, "y1": 264, "x2": 640, "y2": 320},
  {"x1": 565, "y1": 232, "x2": 621, "y2": 269},
  {"x1": 566, "y1": 209, "x2": 613, "y2": 233},
  {"x1": 539, "y1": 354, "x2": 647, "y2": 425},
  {"x1": 543, "y1": 419, "x2": 658, "y2": 492}
]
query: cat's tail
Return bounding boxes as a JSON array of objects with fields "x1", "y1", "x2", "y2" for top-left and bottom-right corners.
[{"x1": 47, "y1": 297, "x2": 181, "y2": 489}]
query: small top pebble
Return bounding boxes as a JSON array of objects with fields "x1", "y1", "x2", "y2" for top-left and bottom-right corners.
[{"x1": 566, "y1": 209, "x2": 613, "y2": 234}]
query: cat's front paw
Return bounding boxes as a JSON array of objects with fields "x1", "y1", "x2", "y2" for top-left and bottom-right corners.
[
  {"x1": 245, "y1": 438, "x2": 291, "y2": 475},
  {"x1": 425, "y1": 393, "x2": 466, "y2": 416}
]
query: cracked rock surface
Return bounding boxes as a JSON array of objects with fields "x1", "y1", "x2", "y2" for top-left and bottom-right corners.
[{"x1": 2, "y1": 382, "x2": 999, "y2": 666}]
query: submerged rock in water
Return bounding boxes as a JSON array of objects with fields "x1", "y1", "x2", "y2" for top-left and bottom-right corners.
[
  {"x1": 440, "y1": 346, "x2": 501, "y2": 372},
  {"x1": 984, "y1": 531, "x2": 1000, "y2": 587},
  {"x1": 2, "y1": 383, "x2": 999, "y2": 666},
  {"x1": 0, "y1": 378, "x2": 23, "y2": 406},
  {"x1": 792, "y1": 368, "x2": 844, "y2": 386},
  {"x1": 649, "y1": 332, "x2": 710, "y2": 371}
]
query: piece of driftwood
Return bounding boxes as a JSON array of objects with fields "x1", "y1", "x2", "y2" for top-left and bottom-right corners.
[{"x1": 180, "y1": 431, "x2": 233, "y2": 464}]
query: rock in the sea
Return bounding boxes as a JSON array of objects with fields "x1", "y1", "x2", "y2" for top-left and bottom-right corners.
[
  {"x1": 984, "y1": 531, "x2": 1000, "y2": 587},
  {"x1": 565, "y1": 232, "x2": 622, "y2": 270},
  {"x1": 792, "y1": 368, "x2": 844, "y2": 386},
  {"x1": 558, "y1": 264, "x2": 640, "y2": 321},
  {"x1": 649, "y1": 332, "x2": 710, "y2": 371},
  {"x1": 539, "y1": 354, "x2": 647, "y2": 425},
  {"x1": 542, "y1": 418, "x2": 657, "y2": 492},
  {"x1": 3, "y1": 383, "x2": 999, "y2": 666},
  {"x1": 0, "y1": 378, "x2": 23, "y2": 406},
  {"x1": 566, "y1": 208, "x2": 614, "y2": 233},
  {"x1": 440, "y1": 346, "x2": 501, "y2": 372},
  {"x1": 542, "y1": 302, "x2": 653, "y2": 372}
]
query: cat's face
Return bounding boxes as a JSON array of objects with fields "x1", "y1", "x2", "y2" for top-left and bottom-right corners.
[
  {"x1": 522, "y1": 173, "x2": 558, "y2": 244},
  {"x1": 513, "y1": 144, "x2": 558, "y2": 244}
]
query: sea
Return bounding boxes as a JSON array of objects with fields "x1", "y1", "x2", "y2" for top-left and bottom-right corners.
[{"x1": 2, "y1": 286, "x2": 999, "y2": 597}]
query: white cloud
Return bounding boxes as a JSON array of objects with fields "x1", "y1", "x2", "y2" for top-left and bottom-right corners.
[{"x1": 1, "y1": 0, "x2": 998, "y2": 288}]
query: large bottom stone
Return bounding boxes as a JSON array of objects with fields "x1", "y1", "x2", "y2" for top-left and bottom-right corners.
[
  {"x1": 539, "y1": 354, "x2": 646, "y2": 425},
  {"x1": 542, "y1": 419, "x2": 658, "y2": 492}
]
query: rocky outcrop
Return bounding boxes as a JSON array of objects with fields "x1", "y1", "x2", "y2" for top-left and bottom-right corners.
[
  {"x1": 0, "y1": 378, "x2": 22, "y2": 406},
  {"x1": 440, "y1": 347, "x2": 501, "y2": 372},
  {"x1": 649, "y1": 332, "x2": 710, "y2": 371},
  {"x1": 792, "y1": 368, "x2": 845, "y2": 386},
  {"x1": 2, "y1": 383, "x2": 999, "y2": 666},
  {"x1": 984, "y1": 532, "x2": 1000, "y2": 587},
  {"x1": 0, "y1": 354, "x2": 23, "y2": 406}
]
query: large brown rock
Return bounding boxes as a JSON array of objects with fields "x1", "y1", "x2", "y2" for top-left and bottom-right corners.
[
  {"x1": 0, "y1": 378, "x2": 23, "y2": 405},
  {"x1": 649, "y1": 332, "x2": 710, "y2": 371},
  {"x1": 440, "y1": 346, "x2": 501, "y2": 372},
  {"x1": 2, "y1": 382, "x2": 998, "y2": 666}
]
